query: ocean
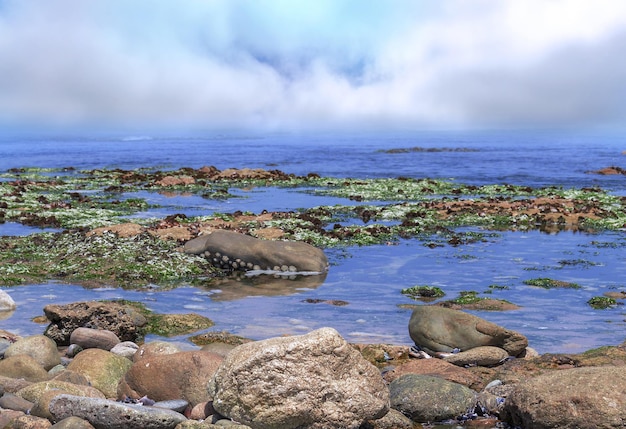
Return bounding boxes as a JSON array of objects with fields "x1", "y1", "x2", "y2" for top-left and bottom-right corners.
[{"x1": 0, "y1": 129, "x2": 625, "y2": 353}]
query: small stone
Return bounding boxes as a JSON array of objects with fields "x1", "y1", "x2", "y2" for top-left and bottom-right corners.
[
  {"x1": 70, "y1": 327, "x2": 121, "y2": 351},
  {"x1": 188, "y1": 401, "x2": 215, "y2": 420},
  {"x1": 152, "y1": 399, "x2": 189, "y2": 413},
  {"x1": 442, "y1": 346, "x2": 509, "y2": 367},
  {"x1": 0, "y1": 392, "x2": 35, "y2": 413},
  {"x1": 50, "y1": 416, "x2": 96, "y2": 429},
  {"x1": 110, "y1": 341, "x2": 139, "y2": 359},
  {"x1": 66, "y1": 344, "x2": 83, "y2": 358}
]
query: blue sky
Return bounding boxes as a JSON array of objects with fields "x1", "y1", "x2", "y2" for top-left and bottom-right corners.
[{"x1": 1, "y1": 0, "x2": 626, "y2": 131}]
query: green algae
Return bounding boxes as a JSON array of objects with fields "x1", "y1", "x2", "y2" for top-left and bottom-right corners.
[
  {"x1": 587, "y1": 296, "x2": 619, "y2": 309},
  {"x1": 523, "y1": 278, "x2": 582, "y2": 289},
  {"x1": 0, "y1": 166, "x2": 625, "y2": 287},
  {"x1": 401, "y1": 285, "x2": 445, "y2": 301}
]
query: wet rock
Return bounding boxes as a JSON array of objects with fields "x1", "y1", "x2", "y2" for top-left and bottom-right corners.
[
  {"x1": 4, "y1": 335, "x2": 61, "y2": 371},
  {"x1": 50, "y1": 416, "x2": 96, "y2": 429},
  {"x1": 383, "y1": 357, "x2": 485, "y2": 390},
  {"x1": 409, "y1": 305, "x2": 528, "y2": 356},
  {"x1": 389, "y1": 374, "x2": 476, "y2": 423},
  {"x1": 0, "y1": 289, "x2": 16, "y2": 311},
  {"x1": 69, "y1": 327, "x2": 121, "y2": 351},
  {"x1": 49, "y1": 394, "x2": 187, "y2": 429},
  {"x1": 200, "y1": 342, "x2": 236, "y2": 357},
  {"x1": 184, "y1": 229, "x2": 328, "y2": 273},
  {"x1": 208, "y1": 327, "x2": 389, "y2": 429},
  {"x1": 67, "y1": 349, "x2": 133, "y2": 398},
  {"x1": 118, "y1": 351, "x2": 223, "y2": 406},
  {"x1": 43, "y1": 301, "x2": 147, "y2": 346},
  {"x1": 443, "y1": 346, "x2": 510, "y2": 367},
  {"x1": 110, "y1": 341, "x2": 139, "y2": 359},
  {"x1": 0, "y1": 355, "x2": 51, "y2": 382},
  {"x1": 502, "y1": 366, "x2": 626, "y2": 428},
  {"x1": 133, "y1": 341, "x2": 181, "y2": 362}
]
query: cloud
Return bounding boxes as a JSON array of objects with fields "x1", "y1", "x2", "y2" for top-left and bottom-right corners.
[{"x1": 0, "y1": 0, "x2": 625, "y2": 131}]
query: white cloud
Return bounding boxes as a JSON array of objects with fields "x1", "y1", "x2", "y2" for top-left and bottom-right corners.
[{"x1": 0, "y1": 0, "x2": 625, "y2": 130}]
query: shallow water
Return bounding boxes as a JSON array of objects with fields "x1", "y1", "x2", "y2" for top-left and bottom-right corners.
[{"x1": 0, "y1": 130, "x2": 625, "y2": 353}]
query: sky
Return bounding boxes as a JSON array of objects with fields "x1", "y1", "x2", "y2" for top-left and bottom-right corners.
[{"x1": 1, "y1": 0, "x2": 626, "y2": 132}]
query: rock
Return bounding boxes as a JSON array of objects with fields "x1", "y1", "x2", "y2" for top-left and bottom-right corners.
[
  {"x1": 0, "y1": 410, "x2": 26, "y2": 428},
  {"x1": 502, "y1": 366, "x2": 626, "y2": 428},
  {"x1": 31, "y1": 389, "x2": 72, "y2": 421},
  {"x1": 0, "y1": 355, "x2": 51, "y2": 382},
  {"x1": 0, "y1": 289, "x2": 16, "y2": 311},
  {"x1": 442, "y1": 346, "x2": 510, "y2": 367},
  {"x1": 50, "y1": 416, "x2": 96, "y2": 429},
  {"x1": 409, "y1": 305, "x2": 528, "y2": 356},
  {"x1": 187, "y1": 401, "x2": 215, "y2": 420},
  {"x1": 200, "y1": 342, "x2": 236, "y2": 357},
  {"x1": 133, "y1": 341, "x2": 181, "y2": 362},
  {"x1": 4, "y1": 335, "x2": 61, "y2": 371},
  {"x1": 43, "y1": 301, "x2": 147, "y2": 346},
  {"x1": 208, "y1": 327, "x2": 389, "y2": 429},
  {"x1": 383, "y1": 357, "x2": 485, "y2": 390},
  {"x1": 69, "y1": 327, "x2": 121, "y2": 351},
  {"x1": 110, "y1": 341, "x2": 139, "y2": 358},
  {"x1": 0, "y1": 375, "x2": 32, "y2": 393},
  {"x1": 49, "y1": 394, "x2": 187, "y2": 429},
  {"x1": 3, "y1": 414, "x2": 52, "y2": 428},
  {"x1": 67, "y1": 349, "x2": 133, "y2": 398},
  {"x1": 16, "y1": 380, "x2": 105, "y2": 404},
  {"x1": 361, "y1": 408, "x2": 416, "y2": 429},
  {"x1": 153, "y1": 399, "x2": 189, "y2": 413},
  {"x1": 389, "y1": 374, "x2": 476, "y2": 423},
  {"x1": 52, "y1": 370, "x2": 92, "y2": 387},
  {"x1": 118, "y1": 351, "x2": 223, "y2": 406},
  {"x1": 184, "y1": 230, "x2": 328, "y2": 273},
  {"x1": 0, "y1": 393, "x2": 35, "y2": 412}
]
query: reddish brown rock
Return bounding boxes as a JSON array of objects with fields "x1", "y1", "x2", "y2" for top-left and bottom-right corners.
[
  {"x1": 118, "y1": 350, "x2": 223, "y2": 406},
  {"x1": 384, "y1": 358, "x2": 485, "y2": 390}
]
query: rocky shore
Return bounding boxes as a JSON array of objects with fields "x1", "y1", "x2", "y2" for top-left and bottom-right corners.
[{"x1": 1, "y1": 300, "x2": 626, "y2": 429}]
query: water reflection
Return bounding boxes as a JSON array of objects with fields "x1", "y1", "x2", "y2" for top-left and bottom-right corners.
[{"x1": 205, "y1": 272, "x2": 328, "y2": 301}]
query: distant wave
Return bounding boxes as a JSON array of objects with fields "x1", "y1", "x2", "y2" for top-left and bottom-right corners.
[{"x1": 121, "y1": 135, "x2": 153, "y2": 142}]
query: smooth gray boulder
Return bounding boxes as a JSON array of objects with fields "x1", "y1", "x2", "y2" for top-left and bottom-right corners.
[
  {"x1": 502, "y1": 367, "x2": 626, "y2": 428},
  {"x1": 389, "y1": 374, "x2": 476, "y2": 423},
  {"x1": 409, "y1": 305, "x2": 528, "y2": 356},
  {"x1": 208, "y1": 327, "x2": 389, "y2": 429},
  {"x1": 49, "y1": 394, "x2": 187, "y2": 429},
  {"x1": 184, "y1": 230, "x2": 328, "y2": 273}
]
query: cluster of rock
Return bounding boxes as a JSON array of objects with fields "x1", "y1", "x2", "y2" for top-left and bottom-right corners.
[{"x1": 1, "y1": 305, "x2": 626, "y2": 428}]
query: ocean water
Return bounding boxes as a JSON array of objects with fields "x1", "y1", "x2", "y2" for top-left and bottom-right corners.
[{"x1": 0, "y1": 129, "x2": 625, "y2": 353}]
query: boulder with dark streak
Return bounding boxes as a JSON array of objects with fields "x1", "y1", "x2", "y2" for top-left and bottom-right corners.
[{"x1": 184, "y1": 230, "x2": 328, "y2": 273}]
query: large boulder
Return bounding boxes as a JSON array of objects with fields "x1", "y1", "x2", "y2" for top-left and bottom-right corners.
[
  {"x1": 389, "y1": 374, "x2": 476, "y2": 423},
  {"x1": 184, "y1": 230, "x2": 328, "y2": 273},
  {"x1": 409, "y1": 305, "x2": 528, "y2": 356},
  {"x1": 4, "y1": 335, "x2": 61, "y2": 370},
  {"x1": 43, "y1": 301, "x2": 147, "y2": 345},
  {"x1": 118, "y1": 350, "x2": 223, "y2": 406},
  {"x1": 502, "y1": 366, "x2": 626, "y2": 428},
  {"x1": 0, "y1": 355, "x2": 50, "y2": 382},
  {"x1": 208, "y1": 327, "x2": 389, "y2": 429},
  {"x1": 67, "y1": 349, "x2": 133, "y2": 398}
]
